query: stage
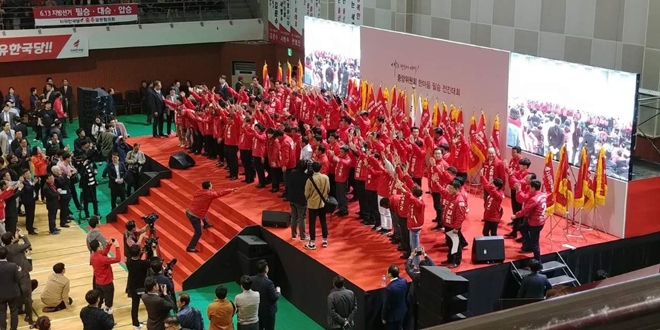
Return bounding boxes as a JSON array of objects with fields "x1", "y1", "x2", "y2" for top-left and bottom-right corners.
[{"x1": 104, "y1": 135, "x2": 617, "y2": 292}]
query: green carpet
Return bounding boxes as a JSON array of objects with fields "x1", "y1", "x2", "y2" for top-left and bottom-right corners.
[
  {"x1": 185, "y1": 282, "x2": 324, "y2": 330},
  {"x1": 60, "y1": 114, "x2": 322, "y2": 329}
]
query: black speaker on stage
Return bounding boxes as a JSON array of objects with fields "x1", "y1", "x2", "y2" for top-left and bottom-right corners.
[
  {"x1": 169, "y1": 152, "x2": 196, "y2": 169},
  {"x1": 471, "y1": 236, "x2": 505, "y2": 264},
  {"x1": 236, "y1": 235, "x2": 271, "y2": 258},
  {"x1": 236, "y1": 250, "x2": 276, "y2": 282},
  {"x1": 261, "y1": 210, "x2": 290, "y2": 228},
  {"x1": 418, "y1": 266, "x2": 469, "y2": 327}
]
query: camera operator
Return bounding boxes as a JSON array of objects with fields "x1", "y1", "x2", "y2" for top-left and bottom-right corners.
[
  {"x1": 405, "y1": 246, "x2": 435, "y2": 330},
  {"x1": 78, "y1": 153, "x2": 100, "y2": 219},
  {"x1": 126, "y1": 244, "x2": 151, "y2": 329},
  {"x1": 125, "y1": 143, "x2": 146, "y2": 195},
  {"x1": 123, "y1": 220, "x2": 148, "y2": 262},
  {"x1": 148, "y1": 257, "x2": 176, "y2": 312}
]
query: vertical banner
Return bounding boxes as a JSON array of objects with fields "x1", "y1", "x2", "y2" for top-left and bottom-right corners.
[
  {"x1": 309, "y1": 0, "x2": 321, "y2": 18},
  {"x1": 291, "y1": 0, "x2": 303, "y2": 49},
  {"x1": 270, "y1": 0, "x2": 320, "y2": 49},
  {"x1": 335, "y1": 0, "x2": 363, "y2": 25},
  {"x1": 279, "y1": 0, "x2": 290, "y2": 40},
  {"x1": 268, "y1": 0, "x2": 281, "y2": 44}
]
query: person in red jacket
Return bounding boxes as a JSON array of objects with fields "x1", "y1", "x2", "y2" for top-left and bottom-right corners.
[
  {"x1": 482, "y1": 147, "x2": 506, "y2": 200},
  {"x1": 511, "y1": 179, "x2": 547, "y2": 262},
  {"x1": 428, "y1": 148, "x2": 451, "y2": 230},
  {"x1": 224, "y1": 105, "x2": 242, "y2": 180},
  {"x1": 400, "y1": 183, "x2": 424, "y2": 267},
  {"x1": 278, "y1": 129, "x2": 295, "y2": 199},
  {"x1": 480, "y1": 174, "x2": 504, "y2": 236},
  {"x1": 90, "y1": 238, "x2": 121, "y2": 315},
  {"x1": 408, "y1": 139, "x2": 426, "y2": 186},
  {"x1": 267, "y1": 128, "x2": 282, "y2": 192},
  {"x1": 251, "y1": 123, "x2": 268, "y2": 188},
  {"x1": 186, "y1": 181, "x2": 235, "y2": 252},
  {"x1": 239, "y1": 117, "x2": 255, "y2": 184},
  {"x1": 332, "y1": 145, "x2": 352, "y2": 216},
  {"x1": 506, "y1": 146, "x2": 523, "y2": 224},
  {"x1": 442, "y1": 180, "x2": 467, "y2": 268},
  {"x1": 505, "y1": 158, "x2": 532, "y2": 239}
]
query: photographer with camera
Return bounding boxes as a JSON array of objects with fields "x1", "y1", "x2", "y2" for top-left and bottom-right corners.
[
  {"x1": 148, "y1": 257, "x2": 176, "y2": 313},
  {"x1": 126, "y1": 244, "x2": 151, "y2": 330},
  {"x1": 123, "y1": 220, "x2": 148, "y2": 262},
  {"x1": 405, "y1": 246, "x2": 435, "y2": 330},
  {"x1": 125, "y1": 143, "x2": 146, "y2": 195}
]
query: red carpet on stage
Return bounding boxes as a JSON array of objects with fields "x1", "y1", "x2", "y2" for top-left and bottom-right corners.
[{"x1": 109, "y1": 136, "x2": 617, "y2": 291}]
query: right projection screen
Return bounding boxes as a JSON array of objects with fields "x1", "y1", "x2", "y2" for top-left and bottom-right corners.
[{"x1": 506, "y1": 53, "x2": 638, "y2": 181}]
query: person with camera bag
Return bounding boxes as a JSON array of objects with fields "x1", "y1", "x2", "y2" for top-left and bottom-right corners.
[
  {"x1": 303, "y1": 161, "x2": 330, "y2": 250},
  {"x1": 185, "y1": 181, "x2": 235, "y2": 253},
  {"x1": 126, "y1": 244, "x2": 151, "y2": 330}
]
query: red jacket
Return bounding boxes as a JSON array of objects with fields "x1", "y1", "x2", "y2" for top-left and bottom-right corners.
[
  {"x1": 0, "y1": 189, "x2": 15, "y2": 220},
  {"x1": 268, "y1": 139, "x2": 280, "y2": 168},
  {"x1": 313, "y1": 153, "x2": 330, "y2": 175},
  {"x1": 509, "y1": 168, "x2": 530, "y2": 191},
  {"x1": 188, "y1": 188, "x2": 232, "y2": 219},
  {"x1": 334, "y1": 154, "x2": 351, "y2": 183},
  {"x1": 90, "y1": 244, "x2": 121, "y2": 286},
  {"x1": 443, "y1": 192, "x2": 467, "y2": 230},
  {"x1": 238, "y1": 125, "x2": 254, "y2": 150},
  {"x1": 483, "y1": 157, "x2": 506, "y2": 183},
  {"x1": 508, "y1": 155, "x2": 522, "y2": 174},
  {"x1": 251, "y1": 130, "x2": 267, "y2": 158},
  {"x1": 515, "y1": 191, "x2": 547, "y2": 227},
  {"x1": 364, "y1": 162, "x2": 378, "y2": 191},
  {"x1": 354, "y1": 152, "x2": 367, "y2": 181},
  {"x1": 291, "y1": 134, "x2": 302, "y2": 161},
  {"x1": 448, "y1": 135, "x2": 469, "y2": 173},
  {"x1": 480, "y1": 176, "x2": 504, "y2": 222},
  {"x1": 278, "y1": 135, "x2": 296, "y2": 170},
  {"x1": 408, "y1": 142, "x2": 426, "y2": 179},
  {"x1": 267, "y1": 98, "x2": 282, "y2": 114},
  {"x1": 368, "y1": 157, "x2": 392, "y2": 197},
  {"x1": 405, "y1": 192, "x2": 425, "y2": 230},
  {"x1": 224, "y1": 112, "x2": 241, "y2": 146}
]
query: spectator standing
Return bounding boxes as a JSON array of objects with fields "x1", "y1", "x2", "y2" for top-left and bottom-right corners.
[
  {"x1": 303, "y1": 161, "x2": 330, "y2": 250},
  {"x1": 0, "y1": 246, "x2": 22, "y2": 330},
  {"x1": 235, "y1": 275, "x2": 260, "y2": 330},
  {"x1": 327, "y1": 275, "x2": 357, "y2": 330},
  {"x1": 3, "y1": 230, "x2": 34, "y2": 325},
  {"x1": 250, "y1": 260, "x2": 280, "y2": 330},
  {"x1": 79, "y1": 289, "x2": 115, "y2": 330},
  {"x1": 90, "y1": 238, "x2": 121, "y2": 316},
  {"x1": 287, "y1": 160, "x2": 308, "y2": 240},
  {"x1": 175, "y1": 293, "x2": 204, "y2": 330},
  {"x1": 126, "y1": 245, "x2": 150, "y2": 330},
  {"x1": 207, "y1": 285, "x2": 235, "y2": 330},
  {"x1": 142, "y1": 277, "x2": 175, "y2": 330}
]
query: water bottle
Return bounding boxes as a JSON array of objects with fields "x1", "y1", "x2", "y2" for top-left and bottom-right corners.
[{"x1": 381, "y1": 275, "x2": 387, "y2": 287}]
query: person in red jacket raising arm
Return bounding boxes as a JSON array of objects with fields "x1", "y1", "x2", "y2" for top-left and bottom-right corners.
[
  {"x1": 479, "y1": 173, "x2": 504, "y2": 236},
  {"x1": 510, "y1": 179, "x2": 547, "y2": 263},
  {"x1": 441, "y1": 180, "x2": 467, "y2": 269},
  {"x1": 185, "y1": 181, "x2": 236, "y2": 252}
]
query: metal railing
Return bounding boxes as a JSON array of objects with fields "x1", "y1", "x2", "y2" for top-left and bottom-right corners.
[{"x1": 0, "y1": 0, "x2": 261, "y2": 30}]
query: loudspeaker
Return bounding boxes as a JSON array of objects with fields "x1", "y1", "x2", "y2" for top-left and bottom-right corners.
[
  {"x1": 418, "y1": 266, "x2": 469, "y2": 326},
  {"x1": 261, "y1": 210, "x2": 290, "y2": 228},
  {"x1": 169, "y1": 152, "x2": 196, "y2": 169},
  {"x1": 420, "y1": 266, "x2": 469, "y2": 296},
  {"x1": 236, "y1": 235, "x2": 271, "y2": 258},
  {"x1": 471, "y1": 236, "x2": 505, "y2": 264},
  {"x1": 236, "y1": 250, "x2": 276, "y2": 281}
]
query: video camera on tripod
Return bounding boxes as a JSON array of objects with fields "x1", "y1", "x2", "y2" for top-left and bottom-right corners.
[{"x1": 142, "y1": 212, "x2": 159, "y2": 232}]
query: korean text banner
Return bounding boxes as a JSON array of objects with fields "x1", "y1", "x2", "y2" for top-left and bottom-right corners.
[
  {"x1": 0, "y1": 35, "x2": 89, "y2": 63},
  {"x1": 33, "y1": 4, "x2": 138, "y2": 27}
]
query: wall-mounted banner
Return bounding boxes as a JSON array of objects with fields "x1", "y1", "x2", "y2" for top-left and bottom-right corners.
[
  {"x1": 269, "y1": 0, "x2": 320, "y2": 50},
  {"x1": 0, "y1": 35, "x2": 89, "y2": 63},
  {"x1": 33, "y1": 4, "x2": 138, "y2": 27}
]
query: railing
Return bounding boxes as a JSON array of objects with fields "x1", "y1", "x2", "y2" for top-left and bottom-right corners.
[{"x1": 0, "y1": 0, "x2": 261, "y2": 30}]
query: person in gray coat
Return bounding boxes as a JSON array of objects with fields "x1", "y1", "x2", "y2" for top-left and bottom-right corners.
[
  {"x1": 0, "y1": 246, "x2": 21, "y2": 330},
  {"x1": 327, "y1": 275, "x2": 357, "y2": 330},
  {"x1": 2, "y1": 230, "x2": 34, "y2": 325}
]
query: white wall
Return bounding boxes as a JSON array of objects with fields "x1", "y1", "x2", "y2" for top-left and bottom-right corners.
[{"x1": 0, "y1": 19, "x2": 264, "y2": 50}]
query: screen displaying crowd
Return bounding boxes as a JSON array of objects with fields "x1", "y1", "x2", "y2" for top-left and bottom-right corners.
[
  {"x1": 506, "y1": 53, "x2": 637, "y2": 181},
  {"x1": 303, "y1": 16, "x2": 360, "y2": 96}
]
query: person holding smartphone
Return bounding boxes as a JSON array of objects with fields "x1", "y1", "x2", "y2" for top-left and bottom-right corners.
[
  {"x1": 90, "y1": 237, "x2": 121, "y2": 317},
  {"x1": 142, "y1": 277, "x2": 175, "y2": 330}
]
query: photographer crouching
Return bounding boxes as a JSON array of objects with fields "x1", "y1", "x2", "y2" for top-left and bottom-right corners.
[{"x1": 405, "y1": 246, "x2": 435, "y2": 330}]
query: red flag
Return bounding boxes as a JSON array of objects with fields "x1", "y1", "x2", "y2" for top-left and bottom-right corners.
[
  {"x1": 420, "y1": 97, "x2": 431, "y2": 129},
  {"x1": 554, "y1": 145, "x2": 573, "y2": 215},
  {"x1": 490, "y1": 114, "x2": 501, "y2": 158},
  {"x1": 277, "y1": 62, "x2": 283, "y2": 82},
  {"x1": 390, "y1": 86, "x2": 398, "y2": 117},
  {"x1": 297, "y1": 59, "x2": 304, "y2": 87},
  {"x1": 468, "y1": 115, "x2": 481, "y2": 174},
  {"x1": 262, "y1": 61, "x2": 270, "y2": 92},
  {"x1": 431, "y1": 101, "x2": 440, "y2": 127},
  {"x1": 286, "y1": 61, "x2": 292, "y2": 84},
  {"x1": 594, "y1": 147, "x2": 608, "y2": 205},
  {"x1": 573, "y1": 147, "x2": 589, "y2": 208},
  {"x1": 471, "y1": 111, "x2": 489, "y2": 163},
  {"x1": 542, "y1": 151, "x2": 556, "y2": 216}
]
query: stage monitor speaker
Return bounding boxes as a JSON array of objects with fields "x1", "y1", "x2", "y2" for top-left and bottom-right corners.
[
  {"x1": 262, "y1": 210, "x2": 290, "y2": 228},
  {"x1": 420, "y1": 266, "x2": 469, "y2": 297},
  {"x1": 418, "y1": 266, "x2": 469, "y2": 325},
  {"x1": 471, "y1": 236, "x2": 505, "y2": 264},
  {"x1": 236, "y1": 250, "x2": 276, "y2": 283},
  {"x1": 169, "y1": 152, "x2": 196, "y2": 169},
  {"x1": 236, "y1": 235, "x2": 271, "y2": 258}
]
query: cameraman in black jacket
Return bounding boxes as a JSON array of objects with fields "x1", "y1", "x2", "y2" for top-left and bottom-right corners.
[{"x1": 405, "y1": 246, "x2": 435, "y2": 330}]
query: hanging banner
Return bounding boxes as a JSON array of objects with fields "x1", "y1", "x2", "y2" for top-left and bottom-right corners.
[
  {"x1": 268, "y1": 0, "x2": 320, "y2": 50},
  {"x1": 0, "y1": 35, "x2": 89, "y2": 63},
  {"x1": 33, "y1": 4, "x2": 138, "y2": 27},
  {"x1": 335, "y1": 0, "x2": 363, "y2": 25}
]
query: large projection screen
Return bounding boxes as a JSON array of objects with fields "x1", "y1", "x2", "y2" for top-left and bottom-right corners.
[
  {"x1": 506, "y1": 53, "x2": 638, "y2": 182},
  {"x1": 303, "y1": 16, "x2": 360, "y2": 96}
]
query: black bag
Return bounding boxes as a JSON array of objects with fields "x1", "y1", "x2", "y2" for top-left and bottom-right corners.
[{"x1": 308, "y1": 175, "x2": 338, "y2": 214}]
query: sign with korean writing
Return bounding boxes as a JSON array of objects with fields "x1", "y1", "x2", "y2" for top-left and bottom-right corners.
[
  {"x1": 269, "y1": 0, "x2": 320, "y2": 50},
  {"x1": 335, "y1": 0, "x2": 362, "y2": 25},
  {"x1": 33, "y1": 4, "x2": 138, "y2": 27},
  {"x1": 0, "y1": 35, "x2": 89, "y2": 63}
]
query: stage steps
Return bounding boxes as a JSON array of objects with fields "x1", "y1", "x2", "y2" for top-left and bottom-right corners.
[
  {"x1": 109, "y1": 175, "x2": 252, "y2": 289},
  {"x1": 510, "y1": 252, "x2": 580, "y2": 288}
]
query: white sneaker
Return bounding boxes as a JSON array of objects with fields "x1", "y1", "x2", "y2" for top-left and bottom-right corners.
[{"x1": 134, "y1": 326, "x2": 143, "y2": 330}]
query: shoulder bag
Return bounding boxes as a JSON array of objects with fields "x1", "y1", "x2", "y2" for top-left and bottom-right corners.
[{"x1": 308, "y1": 175, "x2": 337, "y2": 214}]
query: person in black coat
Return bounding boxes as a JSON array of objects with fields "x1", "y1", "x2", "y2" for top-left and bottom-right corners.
[
  {"x1": 107, "y1": 152, "x2": 127, "y2": 210},
  {"x1": 42, "y1": 174, "x2": 60, "y2": 234},
  {"x1": 382, "y1": 265, "x2": 408, "y2": 330},
  {"x1": 250, "y1": 260, "x2": 280, "y2": 330},
  {"x1": 2, "y1": 172, "x2": 21, "y2": 235},
  {"x1": 518, "y1": 259, "x2": 552, "y2": 299},
  {"x1": 52, "y1": 166, "x2": 71, "y2": 228},
  {"x1": 404, "y1": 247, "x2": 435, "y2": 330},
  {"x1": 18, "y1": 169, "x2": 38, "y2": 235},
  {"x1": 286, "y1": 160, "x2": 309, "y2": 240},
  {"x1": 147, "y1": 81, "x2": 166, "y2": 138}
]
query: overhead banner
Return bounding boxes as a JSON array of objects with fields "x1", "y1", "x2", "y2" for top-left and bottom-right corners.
[
  {"x1": 0, "y1": 35, "x2": 89, "y2": 63},
  {"x1": 335, "y1": 0, "x2": 363, "y2": 25},
  {"x1": 268, "y1": 0, "x2": 320, "y2": 50},
  {"x1": 33, "y1": 4, "x2": 138, "y2": 27}
]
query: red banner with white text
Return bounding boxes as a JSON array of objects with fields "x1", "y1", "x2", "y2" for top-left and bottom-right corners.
[
  {"x1": 0, "y1": 35, "x2": 89, "y2": 63},
  {"x1": 33, "y1": 4, "x2": 138, "y2": 27}
]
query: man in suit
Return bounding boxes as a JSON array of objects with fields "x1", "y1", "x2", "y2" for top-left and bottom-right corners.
[
  {"x1": 250, "y1": 259, "x2": 280, "y2": 330},
  {"x1": 216, "y1": 75, "x2": 230, "y2": 101},
  {"x1": 42, "y1": 174, "x2": 61, "y2": 235},
  {"x1": 142, "y1": 277, "x2": 174, "y2": 330},
  {"x1": 4, "y1": 88, "x2": 21, "y2": 113},
  {"x1": 147, "y1": 80, "x2": 166, "y2": 138},
  {"x1": 0, "y1": 121, "x2": 15, "y2": 157},
  {"x1": 0, "y1": 102, "x2": 19, "y2": 130},
  {"x1": 0, "y1": 246, "x2": 22, "y2": 330},
  {"x1": 43, "y1": 83, "x2": 57, "y2": 104},
  {"x1": 382, "y1": 265, "x2": 407, "y2": 330},
  {"x1": 59, "y1": 79, "x2": 73, "y2": 123},
  {"x1": 107, "y1": 152, "x2": 127, "y2": 210},
  {"x1": 51, "y1": 166, "x2": 71, "y2": 229},
  {"x1": 518, "y1": 259, "x2": 552, "y2": 299},
  {"x1": 19, "y1": 169, "x2": 37, "y2": 234},
  {"x1": 2, "y1": 231, "x2": 34, "y2": 325}
]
